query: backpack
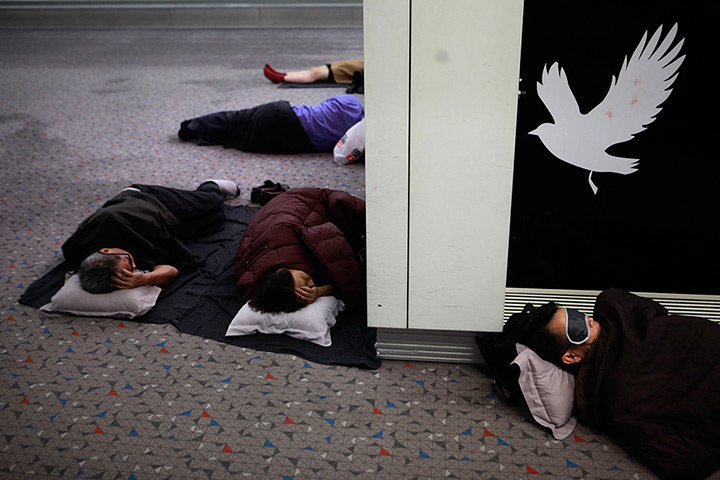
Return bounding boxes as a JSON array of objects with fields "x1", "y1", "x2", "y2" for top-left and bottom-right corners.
[{"x1": 475, "y1": 303, "x2": 537, "y2": 405}]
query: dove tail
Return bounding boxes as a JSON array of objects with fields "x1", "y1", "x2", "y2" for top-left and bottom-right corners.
[
  {"x1": 592, "y1": 154, "x2": 639, "y2": 174},
  {"x1": 587, "y1": 156, "x2": 639, "y2": 193}
]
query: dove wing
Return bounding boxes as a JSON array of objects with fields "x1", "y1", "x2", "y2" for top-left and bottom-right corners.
[
  {"x1": 587, "y1": 24, "x2": 685, "y2": 148},
  {"x1": 536, "y1": 63, "x2": 581, "y2": 125}
]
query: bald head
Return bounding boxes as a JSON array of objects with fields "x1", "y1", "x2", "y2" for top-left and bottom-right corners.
[
  {"x1": 547, "y1": 307, "x2": 601, "y2": 365},
  {"x1": 547, "y1": 308, "x2": 567, "y2": 338}
]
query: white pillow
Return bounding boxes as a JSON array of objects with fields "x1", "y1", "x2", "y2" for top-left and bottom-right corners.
[
  {"x1": 225, "y1": 296, "x2": 345, "y2": 347},
  {"x1": 512, "y1": 343, "x2": 577, "y2": 440},
  {"x1": 40, "y1": 273, "x2": 161, "y2": 319}
]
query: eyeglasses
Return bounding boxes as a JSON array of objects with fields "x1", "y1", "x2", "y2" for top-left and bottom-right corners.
[{"x1": 564, "y1": 307, "x2": 590, "y2": 344}]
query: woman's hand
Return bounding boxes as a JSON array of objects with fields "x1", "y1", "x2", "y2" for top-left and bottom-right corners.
[{"x1": 295, "y1": 284, "x2": 333, "y2": 305}]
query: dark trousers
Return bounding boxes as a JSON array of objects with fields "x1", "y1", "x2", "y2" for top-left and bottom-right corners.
[
  {"x1": 185, "y1": 100, "x2": 314, "y2": 154},
  {"x1": 134, "y1": 183, "x2": 225, "y2": 240}
]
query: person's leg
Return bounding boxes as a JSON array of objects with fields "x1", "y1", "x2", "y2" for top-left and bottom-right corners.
[
  {"x1": 240, "y1": 100, "x2": 314, "y2": 154},
  {"x1": 328, "y1": 60, "x2": 363, "y2": 85},
  {"x1": 264, "y1": 64, "x2": 286, "y2": 83},
  {"x1": 179, "y1": 110, "x2": 240, "y2": 147},
  {"x1": 178, "y1": 120, "x2": 197, "y2": 140},
  {"x1": 281, "y1": 66, "x2": 331, "y2": 84},
  {"x1": 133, "y1": 183, "x2": 226, "y2": 220},
  {"x1": 203, "y1": 179, "x2": 240, "y2": 197},
  {"x1": 181, "y1": 100, "x2": 311, "y2": 153},
  {"x1": 134, "y1": 183, "x2": 233, "y2": 239},
  {"x1": 265, "y1": 64, "x2": 280, "y2": 74}
]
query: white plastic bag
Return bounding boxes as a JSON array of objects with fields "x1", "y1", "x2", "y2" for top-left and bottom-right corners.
[{"x1": 333, "y1": 118, "x2": 365, "y2": 165}]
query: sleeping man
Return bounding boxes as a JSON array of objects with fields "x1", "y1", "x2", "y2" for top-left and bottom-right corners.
[
  {"x1": 519, "y1": 288, "x2": 720, "y2": 480},
  {"x1": 62, "y1": 180, "x2": 239, "y2": 293},
  {"x1": 234, "y1": 187, "x2": 365, "y2": 313},
  {"x1": 178, "y1": 94, "x2": 364, "y2": 155}
]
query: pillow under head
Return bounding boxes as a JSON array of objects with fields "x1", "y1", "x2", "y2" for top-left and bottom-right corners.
[
  {"x1": 40, "y1": 273, "x2": 161, "y2": 319},
  {"x1": 512, "y1": 343, "x2": 577, "y2": 440},
  {"x1": 225, "y1": 296, "x2": 345, "y2": 347}
]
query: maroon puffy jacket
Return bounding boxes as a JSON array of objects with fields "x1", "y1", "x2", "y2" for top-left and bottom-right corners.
[{"x1": 234, "y1": 188, "x2": 365, "y2": 306}]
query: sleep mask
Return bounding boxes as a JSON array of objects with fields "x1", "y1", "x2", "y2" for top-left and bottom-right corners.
[{"x1": 564, "y1": 307, "x2": 590, "y2": 344}]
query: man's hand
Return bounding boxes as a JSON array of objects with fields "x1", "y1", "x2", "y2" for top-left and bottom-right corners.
[
  {"x1": 295, "y1": 284, "x2": 333, "y2": 305},
  {"x1": 112, "y1": 268, "x2": 147, "y2": 289},
  {"x1": 112, "y1": 264, "x2": 178, "y2": 289}
]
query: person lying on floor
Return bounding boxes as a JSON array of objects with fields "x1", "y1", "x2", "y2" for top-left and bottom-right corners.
[
  {"x1": 234, "y1": 187, "x2": 365, "y2": 313},
  {"x1": 519, "y1": 289, "x2": 720, "y2": 480},
  {"x1": 62, "y1": 180, "x2": 240, "y2": 293},
  {"x1": 263, "y1": 60, "x2": 363, "y2": 85},
  {"x1": 178, "y1": 94, "x2": 363, "y2": 155}
]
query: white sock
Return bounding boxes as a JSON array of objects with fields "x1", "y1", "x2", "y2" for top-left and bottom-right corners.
[{"x1": 204, "y1": 179, "x2": 239, "y2": 197}]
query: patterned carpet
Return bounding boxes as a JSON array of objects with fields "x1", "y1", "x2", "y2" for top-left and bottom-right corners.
[{"x1": 0, "y1": 28, "x2": 675, "y2": 479}]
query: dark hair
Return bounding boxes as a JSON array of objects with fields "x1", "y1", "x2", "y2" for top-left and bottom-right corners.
[
  {"x1": 249, "y1": 269, "x2": 304, "y2": 313},
  {"x1": 77, "y1": 252, "x2": 119, "y2": 293},
  {"x1": 518, "y1": 301, "x2": 569, "y2": 366}
]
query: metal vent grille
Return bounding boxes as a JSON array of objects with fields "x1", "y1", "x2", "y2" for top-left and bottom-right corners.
[
  {"x1": 504, "y1": 288, "x2": 720, "y2": 322},
  {"x1": 376, "y1": 288, "x2": 719, "y2": 363}
]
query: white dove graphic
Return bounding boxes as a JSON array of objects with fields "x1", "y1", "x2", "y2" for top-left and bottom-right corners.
[{"x1": 530, "y1": 24, "x2": 685, "y2": 194}]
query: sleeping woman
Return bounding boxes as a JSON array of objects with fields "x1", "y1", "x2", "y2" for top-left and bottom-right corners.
[{"x1": 234, "y1": 187, "x2": 365, "y2": 313}]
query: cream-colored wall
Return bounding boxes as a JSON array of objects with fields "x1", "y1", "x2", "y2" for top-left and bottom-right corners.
[
  {"x1": 365, "y1": 0, "x2": 524, "y2": 332},
  {"x1": 364, "y1": 0, "x2": 411, "y2": 329}
]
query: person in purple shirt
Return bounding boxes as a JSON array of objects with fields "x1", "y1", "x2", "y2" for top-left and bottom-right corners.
[{"x1": 178, "y1": 95, "x2": 364, "y2": 155}]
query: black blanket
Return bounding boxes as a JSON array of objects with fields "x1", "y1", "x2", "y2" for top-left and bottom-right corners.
[
  {"x1": 576, "y1": 289, "x2": 720, "y2": 479},
  {"x1": 19, "y1": 205, "x2": 381, "y2": 370}
]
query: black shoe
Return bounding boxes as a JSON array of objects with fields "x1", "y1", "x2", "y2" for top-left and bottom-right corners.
[
  {"x1": 251, "y1": 180, "x2": 290, "y2": 205},
  {"x1": 345, "y1": 71, "x2": 364, "y2": 94}
]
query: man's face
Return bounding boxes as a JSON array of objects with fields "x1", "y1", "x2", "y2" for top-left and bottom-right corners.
[
  {"x1": 549, "y1": 308, "x2": 601, "y2": 364},
  {"x1": 99, "y1": 248, "x2": 136, "y2": 272}
]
